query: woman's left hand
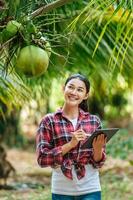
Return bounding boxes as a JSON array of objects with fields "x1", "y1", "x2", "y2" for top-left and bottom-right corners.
[
  {"x1": 92, "y1": 134, "x2": 106, "y2": 151},
  {"x1": 92, "y1": 134, "x2": 106, "y2": 162}
]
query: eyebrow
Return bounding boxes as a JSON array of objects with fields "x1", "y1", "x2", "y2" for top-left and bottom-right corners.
[{"x1": 68, "y1": 83, "x2": 85, "y2": 90}]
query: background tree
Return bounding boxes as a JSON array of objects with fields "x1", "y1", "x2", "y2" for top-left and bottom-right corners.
[{"x1": 0, "y1": 0, "x2": 133, "y2": 146}]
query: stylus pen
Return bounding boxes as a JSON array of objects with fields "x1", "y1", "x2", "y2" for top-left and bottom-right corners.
[{"x1": 85, "y1": 133, "x2": 91, "y2": 137}]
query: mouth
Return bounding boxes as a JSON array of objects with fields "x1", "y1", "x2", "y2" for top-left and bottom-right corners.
[{"x1": 68, "y1": 96, "x2": 78, "y2": 101}]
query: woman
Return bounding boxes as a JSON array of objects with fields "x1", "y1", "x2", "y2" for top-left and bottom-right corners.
[{"x1": 36, "y1": 74, "x2": 106, "y2": 200}]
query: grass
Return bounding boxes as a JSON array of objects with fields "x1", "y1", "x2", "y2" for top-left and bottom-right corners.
[
  {"x1": 0, "y1": 168, "x2": 132, "y2": 200},
  {"x1": 0, "y1": 127, "x2": 132, "y2": 199},
  {"x1": 0, "y1": 186, "x2": 51, "y2": 200},
  {"x1": 101, "y1": 170, "x2": 133, "y2": 200}
]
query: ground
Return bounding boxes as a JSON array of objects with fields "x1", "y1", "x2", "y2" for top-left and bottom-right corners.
[{"x1": 0, "y1": 148, "x2": 133, "y2": 200}]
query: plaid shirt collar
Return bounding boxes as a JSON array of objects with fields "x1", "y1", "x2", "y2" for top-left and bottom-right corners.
[{"x1": 54, "y1": 108, "x2": 89, "y2": 120}]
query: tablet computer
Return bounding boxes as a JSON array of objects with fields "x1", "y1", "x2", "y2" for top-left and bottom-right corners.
[{"x1": 81, "y1": 128, "x2": 119, "y2": 149}]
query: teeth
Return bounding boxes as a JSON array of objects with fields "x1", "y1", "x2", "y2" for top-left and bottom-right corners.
[{"x1": 69, "y1": 96, "x2": 77, "y2": 100}]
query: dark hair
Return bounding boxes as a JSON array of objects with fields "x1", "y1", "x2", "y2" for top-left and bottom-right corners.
[{"x1": 65, "y1": 74, "x2": 90, "y2": 112}]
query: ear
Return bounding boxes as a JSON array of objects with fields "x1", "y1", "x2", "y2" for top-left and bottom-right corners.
[
  {"x1": 62, "y1": 85, "x2": 65, "y2": 92},
  {"x1": 84, "y1": 92, "x2": 89, "y2": 100}
]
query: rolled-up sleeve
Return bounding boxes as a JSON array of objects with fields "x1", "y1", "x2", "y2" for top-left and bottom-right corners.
[
  {"x1": 36, "y1": 117, "x2": 63, "y2": 168},
  {"x1": 90, "y1": 147, "x2": 106, "y2": 168}
]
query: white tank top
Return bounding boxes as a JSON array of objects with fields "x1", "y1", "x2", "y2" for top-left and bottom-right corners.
[
  {"x1": 69, "y1": 118, "x2": 78, "y2": 130},
  {"x1": 51, "y1": 164, "x2": 101, "y2": 195}
]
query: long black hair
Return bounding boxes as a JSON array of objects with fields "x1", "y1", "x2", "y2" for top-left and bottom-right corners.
[{"x1": 64, "y1": 74, "x2": 90, "y2": 112}]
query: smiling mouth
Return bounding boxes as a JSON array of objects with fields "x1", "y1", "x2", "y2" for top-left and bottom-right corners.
[{"x1": 68, "y1": 96, "x2": 78, "y2": 101}]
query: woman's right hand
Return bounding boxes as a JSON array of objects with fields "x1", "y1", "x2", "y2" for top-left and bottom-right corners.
[
  {"x1": 69, "y1": 129, "x2": 86, "y2": 148},
  {"x1": 62, "y1": 129, "x2": 86, "y2": 155}
]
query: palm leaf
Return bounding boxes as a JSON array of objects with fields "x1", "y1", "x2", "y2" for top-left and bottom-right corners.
[
  {"x1": 0, "y1": 64, "x2": 31, "y2": 115},
  {"x1": 0, "y1": 0, "x2": 133, "y2": 116},
  {"x1": 0, "y1": 0, "x2": 84, "y2": 115},
  {"x1": 68, "y1": 0, "x2": 133, "y2": 72}
]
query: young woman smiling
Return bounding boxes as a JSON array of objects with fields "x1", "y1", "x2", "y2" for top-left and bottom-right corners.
[{"x1": 36, "y1": 74, "x2": 106, "y2": 200}]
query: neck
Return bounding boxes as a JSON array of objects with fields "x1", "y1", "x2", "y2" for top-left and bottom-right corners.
[{"x1": 62, "y1": 104, "x2": 79, "y2": 119}]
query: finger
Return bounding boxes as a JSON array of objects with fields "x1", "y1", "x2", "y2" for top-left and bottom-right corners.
[
  {"x1": 77, "y1": 134, "x2": 86, "y2": 140},
  {"x1": 71, "y1": 131, "x2": 82, "y2": 136},
  {"x1": 77, "y1": 128, "x2": 86, "y2": 134},
  {"x1": 76, "y1": 137, "x2": 85, "y2": 141},
  {"x1": 93, "y1": 137, "x2": 97, "y2": 144},
  {"x1": 76, "y1": 132, "x2": 86, "y2": 137},
  {"x1": 102, "y1": 134, "x2": 107, "y2": 143},
  {"x1": 76, "y1": 134, "x2": 84, "y2": 139},
  {"x1": 104, "y1": 136, "x2": 107, "y2": 143},
  {"x1": 100, "y1": 135, "x2": 106, "y2": 145},
  {"x1": 97, "y1": 134, "x2": 104, "y2": 141},
  {"x1": 100, "y1": 134, "x2": 105, "y2": 141},
  {"x1": 80, "y1": 128, "x2": 86, "y2": 133},
  {"x1": 76, "y1": 130, "x2": 84, "y2": 134}
]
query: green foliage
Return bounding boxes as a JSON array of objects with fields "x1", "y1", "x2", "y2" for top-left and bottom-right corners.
[
  {"x1": 0, "y1": 66, "x2": 30, "y2": 115},
  {"x1": 101, "y1": 170, "x2": 133, "y2": 200},
  {"x1": 0, "y1": 0, "x2": 133, "y2": 121},
  {"x1": 68, "y1": 0, "x2": 133, "y2": 86},
  {"x1": 106, "y1": 128, "x2": 133, "y2": 159}
]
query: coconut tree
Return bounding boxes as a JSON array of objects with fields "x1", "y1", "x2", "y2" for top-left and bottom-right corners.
[
  {"x1": 0, "y1": 0, "x2": 84, "y2": 114},
  {"x1": 0, "y1": 0, "x2": 88, "y2": 147},
  {"x1": 66, "y1": 0, "x2": 133, "y2": 117},
  {"x1": 0, "y1": 0, "x2": 133, "y2": 145},
  {"x1": 0, "y1": 0, "x2": 132, "y2": 112},
  {"x1": 71, "y1": 1, "x2": 133, "y2": 78}
]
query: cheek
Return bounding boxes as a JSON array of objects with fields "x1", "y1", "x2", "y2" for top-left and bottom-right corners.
[
  {"x1": 63, "y1": 89, "x2": 68, "y2": 99},
  {"x1": 64, "y1": 88, "x2": 70, "y2": 95}
]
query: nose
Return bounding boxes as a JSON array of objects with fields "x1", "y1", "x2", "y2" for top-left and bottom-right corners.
[{"x1": 71, "y1": 89, "x2": 77, "y2": 95}]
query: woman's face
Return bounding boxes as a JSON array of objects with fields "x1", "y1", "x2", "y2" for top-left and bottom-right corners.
[{"x1": 63, "y1": 78, "x2": 89, "y2": 107}]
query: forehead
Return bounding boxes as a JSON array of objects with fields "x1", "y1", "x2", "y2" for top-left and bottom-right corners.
[{"x1": 66, "y1": 78, "x2": 86, "y2": 88}]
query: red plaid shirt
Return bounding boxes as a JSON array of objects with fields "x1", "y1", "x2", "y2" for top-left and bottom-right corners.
[{"x1": 36, "y1": 108, "x2": 106, "y2": 180}]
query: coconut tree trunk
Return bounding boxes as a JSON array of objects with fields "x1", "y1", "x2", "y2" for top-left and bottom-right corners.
[{"x1": 0, "y1": 103, "x2": 22, "y2": 146}]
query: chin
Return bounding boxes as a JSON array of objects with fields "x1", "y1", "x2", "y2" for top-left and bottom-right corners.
[{"x1": 67, "y1": 101, "x2": 79, "y2": 107}]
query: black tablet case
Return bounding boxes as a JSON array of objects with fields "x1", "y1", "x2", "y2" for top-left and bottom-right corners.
[{"x1": 81, "y1": 128, "x2": 119, "y2": 149}]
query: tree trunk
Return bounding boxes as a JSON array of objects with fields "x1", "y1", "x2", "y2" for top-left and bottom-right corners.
[{"x1": 0, "y1": 104, "x2": 23, "y2": 147}]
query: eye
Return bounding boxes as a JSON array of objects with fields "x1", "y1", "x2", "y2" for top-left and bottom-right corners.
[
  {"x1": 68, "y1": 85, "x2": 74, "y2": 89},
  {"x1": 77, "y1": 88, "x2": 84, "y2": 92}
]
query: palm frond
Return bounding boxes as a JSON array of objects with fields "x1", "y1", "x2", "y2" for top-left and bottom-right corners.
[
  {"x1": 0, "y1": 0, "x2": 133, "y2": 116},
  {"x1": 0, "y1": 64, "x2": 31, "y2": 115},
  {"x1": 68, "y1": 0, "x2": 133, "y2": 72}
]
